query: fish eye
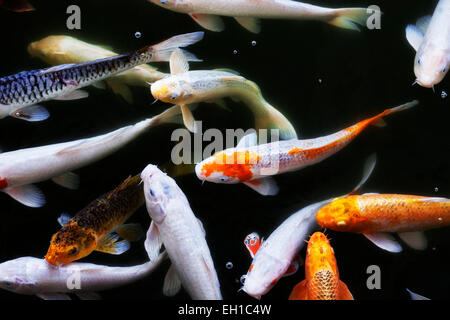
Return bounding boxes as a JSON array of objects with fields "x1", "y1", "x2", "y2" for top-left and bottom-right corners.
[
  {"x1": 149, "y1": 189, "x2": 156, "y2": 197},
  {"x1": 160, "y1": 0, "x2": 168, "y2": 4},
  {"x1": 68, "y1": 247, "x2": 79, "y2": 256},
  {"x1": 442, "y1": 66, "x2": 446, "y2": 73},
  {"x1": 417, "y1": 57, "x2": 422, "y2": 65},
  {"x1": 170, "y1": 93, "x2": 178, "y2": 100}
]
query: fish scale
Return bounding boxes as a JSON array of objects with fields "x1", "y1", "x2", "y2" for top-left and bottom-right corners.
[{"x1": 0, "y1": 31, "x2": 205, "y2": 120}]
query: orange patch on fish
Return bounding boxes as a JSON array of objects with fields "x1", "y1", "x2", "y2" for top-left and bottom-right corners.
[
  {"x1": 201, "y1": 151, "x2": 260, "y2": 182},
  {"x1": 288, "y1": 147, "x2": 303, "y2": 155}
]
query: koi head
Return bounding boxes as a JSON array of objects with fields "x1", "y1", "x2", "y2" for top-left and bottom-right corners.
[
  {"x1": 315, "y1": 196, "x2": 366, "y2": 232},
  {"x1": 414, "y1": 45, "x2": 449, "y2": 88},
  {"x1": 27, "y1": 36, "x2": 70, "y2": 65},
  {"x1": 141, "y1": 164, "x2": 182, "y2": 223},
  {"x1": 45, "y1": 224, "x2": 96, "y2": 266},
  {"x1": 303, "y1": 232, "x2": 341, "y2": 300},
  {"x1": 151, "y1": 77, "x2": 193, "y2": 105},
  {"x1": 0, "y1": 257, "x2": 40, "y2": 295},
  {"x1": 148, "y1": 0, "x2": 193, "y2": 12},
  {"x1": 305, "y1": 232, "x2": 338, "y2": 277},
  {"x1": 242, "y1": 251, "x2": 288, "y2": 299},
  {"x1": 195, "y1": 150, "x2": 259, "y2": 184}
]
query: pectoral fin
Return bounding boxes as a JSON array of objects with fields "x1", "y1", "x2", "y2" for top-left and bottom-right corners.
[
  {"x1": 337, "y1": 280, "x2": 354, "y2": 300},
  {"x1": 96, "y1": 233, "x2": 130, "y2": 255},
  {"x1": 243, "y1": 177, "x2": 279, "y2": 196},
  {"x1": 4, "y1": 184, "x2": 46, "y2": 208},
  {"x1": 52, "y1": 172, "x2": 80, "y2": 190},
  {"x1": 363, "y1": 232, "x2": 402, "y2": 253},
  {"x1": 180, "y1": 104, "x2": 198, "y2": 133},
  {"x1": 11, "y1": 105, "x2": 49, "y2": 122},
  {"x1": 288, "y1": 279, "x2": 308, "y2": 300},
  {"x1": 163, "y1": 264, "x2": 182, "y2": 297},
  {"x1": 405, "y1": 25, "x2": 423, "y2": 51},
  {"x1": 116, "y1": 223, "x2": 144, "y2": 242},
  {"x1": 57, "y1": 213, "x2": 72, "y2": 226},
  {"x1": 189, "y1": 13, "x2": 225, "y2": 32},
  {"x1": 416, "y1": 15, "x2": 431, "y2": 34},
  {"x1": 234, "y1": 17, "x2": 261, "y2": 33},
  {"x1": 398, "y1": 231, "x2": 427, "y2": 250},
  {"x1": 53, "y1": 90, "x2": 89, "y2": 101},
  {"x1": 144, "y1": 221, "x2": 163, "y2": 261}
]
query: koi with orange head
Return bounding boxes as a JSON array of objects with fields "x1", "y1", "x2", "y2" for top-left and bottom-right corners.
[
  {"x1": 316, "y1": 194, "x2": 450, "y2": 253},
  {"x1": 289, "y1": 232, "x2": 353, "y2": 300},
  {"x1": 196, "y1": 101, "x2": 417, "y2": 196},
  {"x1": 45, "y1": 175, "x2": 145, "y2": 266}
]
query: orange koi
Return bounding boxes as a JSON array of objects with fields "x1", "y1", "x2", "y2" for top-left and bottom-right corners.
[
  {"x1": 289, "y1": 232, "x2": 353, "y2": 300},
  {"x1": 316, "y1": 194, "x2": 450, "y2": 252},
  {"x1": 45, "y1": 175, "x2": 144, "y2": 266}
]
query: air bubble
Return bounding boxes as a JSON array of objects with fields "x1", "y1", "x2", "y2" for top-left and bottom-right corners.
[
  {"x1": 135, "y1": 31, "x2": 142, "y2": 39},
  {"x1": 233, "y1": 50, "x2": 238, "y2": 55},
  {"x1": 251, "y1": 41, "x2": 257, "y2": 46},
  {"x1": 318, "y1": 78, "x2": 323, "y2": 84},
  {"x1": 441, "y1": 91, "x2": 447, "y2": 99},
  {"x1": 225, "y1": 262, "x2": 233, "y2": 269},
  {"x1": 240, "y1": 275, "x2": 247, "y2": 285},
  {"x1": 435, "y1": 187, "x2": 439, "y2": 192}
]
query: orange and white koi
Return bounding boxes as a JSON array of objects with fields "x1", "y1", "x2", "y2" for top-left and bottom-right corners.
[
  {"x1": 289, "y1": 232, "x2": 353, "y2": 300},
  {"x1": 45, "y1": 175, "x2": 145, "y2": 266},
  {"x1": 241, "y1": 201, "x2": 327, "y2": 299},
  {"x1": 316, "y1": 193, "x2": 450, "y2": 252},
  {"x1": 148, "y1": 0, "x2": 374, "y2": 33},
  {"x1": 406, "y1": 0, "x2": 450, "y2": 88},
  {"x1": 196, "y1": 100, "x2": 417, "y2": 196}
]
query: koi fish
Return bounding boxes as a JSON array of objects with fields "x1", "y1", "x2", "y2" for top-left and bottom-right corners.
[
  {"x1": 0, "y1": 105, "x2": 181, "y2": 207},
  {"x1": 0, "y1": 32, "x2": 203, "y2": 122},
  {"x1": 288, "y1": 232, "x2": 353, "y2": 300},
  {"x1": 0, "y1": 0, "x2": 34, "y2": 12},
  {"x1": 45, "y1": 175, "x2": 145, "y2": 266},
  {"x1": 406, "y1": 0, "x2": 450, "y2": 88},
  {"x1": 148, "y1": 0, "x2": 374, "y2": 33},
  {"x1": 0, "y1": 249, "x2": 167, "y2": 300},
  {"x1": 151, "y1": 49, "x2": 297, "y2": 139},
  {"x1": 141, "y1": 164, "x2": 222, "y2": 300},
  {"x1": 195, "y1": 100, "x2": 417, "y2": 196},
  {"x1": 241, "y1": 202, "x2": 325, "y2": 299},
  {"x1": 316, "y1": 193, "x2": 450, "y2": 252},
  {"x1": 28, "y1": 35, "x2": 167, "y2": 103},
  {"x1": 242, "y1": 155, "x2": 375, "y2": 298}
]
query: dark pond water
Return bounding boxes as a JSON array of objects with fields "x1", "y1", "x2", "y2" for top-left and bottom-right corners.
[{"x1": 0, "y1": 0, "x2": 448, "y2": 300}]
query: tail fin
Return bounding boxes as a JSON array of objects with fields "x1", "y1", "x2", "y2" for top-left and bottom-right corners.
[
  {"x1": 2, "y1": 0, "x2": 35, "y2": 12},
  {"x1": 255, "y1": 101, "x2": 298, "y2": 140},
  {"x1": 327, "y1": 8, "x2": 371, "y2": 31},
  {"x1": 249, "y1": 79, "x2": 297, "y2": 140},
  {"x1": 371, "y1": 99, "x2": 418, "y2": 126},
  {"x1": 147, "y1": 32, "x2": 204, "y2": 62}
]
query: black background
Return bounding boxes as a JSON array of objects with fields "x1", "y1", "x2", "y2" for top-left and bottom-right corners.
[{"x1": 0, "y1": 0, "x2": 449, "y2": 301}]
